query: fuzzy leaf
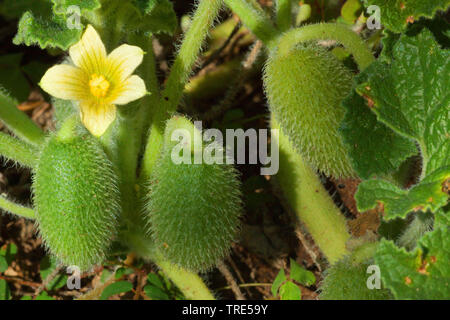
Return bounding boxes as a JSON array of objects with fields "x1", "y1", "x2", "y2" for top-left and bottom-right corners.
[
  {"x1": 363, "y1": 0, "x2": 450, "y2": 33},
  {"x1": 356, "y1": 29, "x2": 449, "y2": 174},
  {"x1": 13, "y1": 10, "x2": 82, "y2": 50},
  {"x1": 375, "y1": 228, "x2": 450, "y2": 299},
  {"x1": 133, "y1": 0, "x2": 177, "y2": 35},
  {"x1": 340, "y1": 63, "x2": 417, "y2": 179},
  {"x1": 356, "y1": 166, "x2": 450, "y2": 220}
]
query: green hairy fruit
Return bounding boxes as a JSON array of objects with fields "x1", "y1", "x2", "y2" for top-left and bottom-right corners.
[
  {"x1": 264, "y1": 43, "x2": 355, "y2": 177},
  {"x1": 33, "y1": 121, "x2": 120, "y2": 271},
  {"x1": 145, "y1": 116, "x2": 242, "y2": 272}
]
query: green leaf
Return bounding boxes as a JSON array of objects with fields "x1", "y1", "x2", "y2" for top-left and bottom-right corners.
[
  {"x1": 356, "y1": 166, "x2": 450, "y2": 220},
  {"x1": 133, "y1": 0, "x2": 177, "y2": 35},
  {"x1": 35, "y1": 291, "x2": 55, "y2": 300},
  {"x1": 271, "y1": 268, "x2": 287, "y2": 297},
  {"x1": 0, "y1": 54, "x2": 30, "y2": 102},
  {"x1": 340, "y1": 63, "x2": 417, "y2": 179},
  {"x1": 375, "y1": 227, "x2": 450, "y2": 299},
  {"x1": 115, "y1": 267, "x2": 134, "y2": 279},
  {"x1": 356, "y1": 29, "x2": 449, "y2": 174},
  {"x1": 144, "y1": 285, "x2": 170, "y2": 300},
  {"x1": 289, "y1": 259, "x2": 316, "y2": 287},
  {"x1": 0, "y1": 256, "x2": 8, "y2": 273},
  {"x1": 147, "y1": 273, "x2": 165, "y2": 289},
  {"x1": 13, "y1": 9, "x2": 83, "y2": 50},
  {"x1": 0, "y1": 279, "x2": 11, "y2": 300},
  {"x1": 100, "y1": 269, "x2": 113, "y2": 283},
  {"x1": 363, "y1": 0, "x2": 450, "y2": 33},
  {"x1": 379, "y1": 30, "x2": 401, "y2": 62},
  {"x1": 100, "y1": 281, "x2": 133, "y2": 300},
  {"x1": 279, "y1": 281, "x2": 302, "y2": 300}
]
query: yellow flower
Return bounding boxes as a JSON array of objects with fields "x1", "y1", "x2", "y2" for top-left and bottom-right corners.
[{"x1": 40, "y1": 25, "x2": 147, "y2": 137}]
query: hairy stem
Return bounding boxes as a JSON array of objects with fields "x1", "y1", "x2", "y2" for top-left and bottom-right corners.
[
  {"x1": 138, "y1": 39, "x2": 162, "y2": 183},
  {"x1": 153, "y1": 251, "x2": 215, "y2": 300},
  {"x1": 0, "y1": 132, "x2": 38, "y2": 168},
  {"x1": 223, "y1": 0, "x2": 278, "y2": 49},
  {"x1": 0, "y1": 91, "x2": 45, "y2": 146},
  {"x1": 275, "y1": 0, "x2": 292, "y2": 32},
  {"x1": 276, "y1": 23, "x2": 375, "y2": 68},
  {"x1": 0, "y1": 195, "x2": 35, "y2": 220},
  {"x1": 273, "y1": 118, "x2": 350, "y2": 264},
  {"x1": 141, "y1": 0, "x2": 222, "y2": 178},
  {"x1": 123, "y1": 230, "x2": 215, "y2": 300}
]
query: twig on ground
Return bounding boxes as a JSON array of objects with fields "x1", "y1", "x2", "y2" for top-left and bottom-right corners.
[{"x1": 217, "y1": 261, "x2": 246, "y2": 300}]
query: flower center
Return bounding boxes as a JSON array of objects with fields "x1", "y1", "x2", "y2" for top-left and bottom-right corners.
[{"x1": 89, "y1": 74, "x2": 110, "y2": 98}]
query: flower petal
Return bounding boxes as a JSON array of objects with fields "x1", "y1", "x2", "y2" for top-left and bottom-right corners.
[
  {"x1": 110, "y1": 75, "x2": 147, "y2": 105},
  {"x1": 106, "y1": 44, "x2": 144, "y2": 82},
  {"x1": 40, "y1": 65, "x2": 88, "y2": 101},
  {"x1": 69, "y1": 25, "x2": 107, "y2": 74},
  {"x1": 79, "y1": 101, "x2": 116, "y2": 137}
]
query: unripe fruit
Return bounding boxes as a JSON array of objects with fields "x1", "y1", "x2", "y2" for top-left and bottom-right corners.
[
  {"x1": 145, "y1": 116, "x2": 242, "y2": 272},
  {"x1": 33, "y1": 121, "x2": 120, "y2": 271},
  {"x1": 264, "y1": 43, "x2": 355, "y2": 177}
]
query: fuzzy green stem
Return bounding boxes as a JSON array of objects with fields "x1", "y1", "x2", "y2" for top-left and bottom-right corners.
[
  {"x1": 100, "y1": 113, "x2": 141, "y2": 226},
  {"x1": 141, "y1": 0, "x2": 222, "y2": 178},
  {"x1": 0, "y1": 195, "x2": 35, "y2": 219},
  {"x1": 153, "y1": 251, "x2": 215, "y2": 300},
  {"x1": 273, "y1": 118, "x2": 350, "y2": 264},
  {"x1": 276, "y1": 23, "x2": 375, "y2": 69},
  {"x1": 123, "y1": 230, "x2": 215, "y2": 300},
  {"x1": 160, "y1": 0, "x2": 223, "y2": 113},
  {"x1": 138, "y1": 39, "x2": 163, "y2": 183},
  {"x1": 275, "y1": 0, "x2": 292, "y2": 32},
  {"x1": 0, "y1": 132, "x2": 38, "y2": 168},
  {"x1": 223, "y1": 0, "x2": 278, "y2": 48},
  {"x1": 0, "y1": 91, "x2": 45, "y2": 146}
]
